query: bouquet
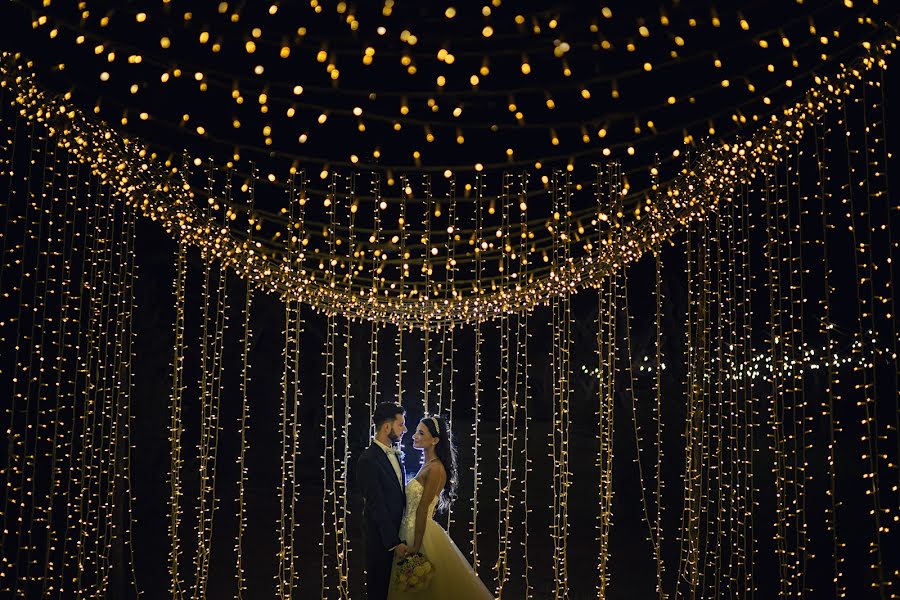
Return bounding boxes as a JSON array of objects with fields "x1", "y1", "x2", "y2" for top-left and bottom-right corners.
[{"x1": 393, "y1": 552, "x2": 435, "y2": 593}]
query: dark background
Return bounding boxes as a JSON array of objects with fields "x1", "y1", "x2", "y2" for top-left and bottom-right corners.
[{"x1": 2, "y1": 1, "x2": 899, "y2": 598}]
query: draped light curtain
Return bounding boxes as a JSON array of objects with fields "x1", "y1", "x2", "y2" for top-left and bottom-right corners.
[{"x1": 0, "y1": 36, "x2": 898, "y2": 600}]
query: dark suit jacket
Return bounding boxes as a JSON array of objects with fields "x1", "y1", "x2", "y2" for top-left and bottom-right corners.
[{"x1": 357, "y1": 442, "x2": 407, "y2": 551}]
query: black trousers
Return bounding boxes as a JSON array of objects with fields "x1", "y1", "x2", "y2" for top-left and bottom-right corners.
[{"x1": 365, "y1": 535, "x2": 394, "y2": 600}]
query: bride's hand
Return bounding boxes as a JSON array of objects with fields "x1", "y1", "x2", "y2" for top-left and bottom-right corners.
[{"x1": 409, "y1": 544, "x2": 421, "y2": 555}]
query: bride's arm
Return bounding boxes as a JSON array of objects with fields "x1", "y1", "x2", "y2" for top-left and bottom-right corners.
[{"x1": 411, "y1": 464, "x2": 446, "y2": 553}]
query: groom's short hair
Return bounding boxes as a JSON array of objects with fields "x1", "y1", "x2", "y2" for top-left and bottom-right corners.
[{"x1": 373, "y1": 402, "x2": 405, "y2": 429}]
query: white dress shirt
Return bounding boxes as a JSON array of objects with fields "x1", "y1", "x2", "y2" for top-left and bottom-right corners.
[{"x1": 373, "y1": 437, "x2": 403, "y2": 489}]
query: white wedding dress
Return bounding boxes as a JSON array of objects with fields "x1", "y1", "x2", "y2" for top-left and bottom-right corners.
[{"x1": 387, "y1": 478, "x2": 493, "y2": 599}]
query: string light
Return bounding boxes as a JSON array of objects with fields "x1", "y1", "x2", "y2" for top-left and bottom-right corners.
[
  {"x1": 169, "y1": 237, "x2": 187, "y2": 598},
  {"x1": 194, "y1": 160, "x2": 218, "y2": 598},
  {"x1": 549, "y1": 170, "x2": 572, "y2": 598},
  {"x1": 813, "y1": 111, "x2": 846, "y2": 597},
  {"x1": 368, "y1": 172, "x2": 382, "y2": 439},
  {"x1": 495, "y1": 173, "x2": 513, "y2": 597},
  {"x1": 15, "y1": 0, "x2": 879, "y2": 177},
  {"x1": 339, "y1": 175, "x2": 354, "y2": 597},
  {"x1": 517, "y1": 173, "x2": 533, "y2": 598},
  {"x1": 235, "y1": 163, "x2": 256, "y2": 600},
  {"x1": 595, "y1": 164, "x2": 619, "y2": 599},
  {"x1": 5, "y1": 34, "x2": 893, "y2": 327},
  {"x1": 842, "y1": 86, "x2": 889, "y2": 594},
  {"x1": 440, "y1": 176, "x2": 459, "y2": 532},
  {"x1": 470, "y1": 172, "x2": 484, "y2": 576},
  {"x1": 276, "y1": 172, "x2": 301, "y2": 599},
  {"x1": 0, "y1": 19, "x2": 898, "y2": 599}
]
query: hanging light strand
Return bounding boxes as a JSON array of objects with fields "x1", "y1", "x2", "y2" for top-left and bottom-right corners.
[
  {"x1": 169, "y1": 237, "x2": 187, "y2": 599},
  {"x1": 494, "y1": 172, "x2": 513, "y2": 597},
  {"x1": 194, "y1": 160, "x2": 216, "y2": 598},
  {"x1": 842, "y1": 83, "x2": 888, "y2": 594},
  {"x1": 812, "y1": 113, "x2": 845, "y2": 596},
  {"x1": 235, "y1": 163, "x2": 256, "y2": 600},
  {"x1": 470, "y1": 171, "x2": 484, "y2": 575},
  {"x1": 517, "y1": 171, "x2": 533, "y2": 600}
]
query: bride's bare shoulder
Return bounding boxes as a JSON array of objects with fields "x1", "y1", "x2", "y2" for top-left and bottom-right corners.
[{"x1": 427, "y1": 460, "x2": 447, "y2": 484}]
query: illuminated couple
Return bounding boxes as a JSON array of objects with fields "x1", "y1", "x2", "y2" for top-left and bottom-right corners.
[{"x1": 356, "y1": 403, "x2": 493, "y2": 600}]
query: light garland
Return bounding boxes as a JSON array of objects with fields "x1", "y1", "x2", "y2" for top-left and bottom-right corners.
[
  {"x1": 40, "y1": 152, "x2": 76, "y2": 595},
  {"x1": 652, "y1": 160, "x2": 668, "y2": 600},
  {"x1": 469, "y1": 172, "x2": 484, "y2": 575},
  {"x1": 494, "y1": 172, "x2": 512, "y2": 597},
  {"x1": 842, "y1": 87, "x2": 890, "y2": 594},
  {"x1": 813, "y1": 110, "x2": 845, "y2": 596},
  {"x1": 0, "y1": 33, "x2": 896, "y2": 327},
  {"x1": 169, "y1": 238, "x2": 187, "y2": 598},
  {"x1": 516, "y1": 172, "x2": 533, "y2": 600},
  {"x1": 0, "y1": 18, "x2": 898, "y2": 600},
  {"x1": 15, "y1": 0, "x2": 885, "y2": 179},
  {"x1": 549, "y1": 170, "x2": 573, "y2": 599},
  {"x1": 234, "y1": 163, "x2": 255, "y2": 600},
  {"x1": 276, "y1": 173, "x2": 301, "y2": 599},
  {"x1": 595, "y1": 165, "x2": 618, "y2": 598},
  {"x1": 194, "y1": 160, "x2": 216, "y2": 598}
]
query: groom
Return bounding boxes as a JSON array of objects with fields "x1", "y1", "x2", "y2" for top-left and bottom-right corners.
[{"x1": 357, "y1": 403, "x2": 408, "y2": 600}]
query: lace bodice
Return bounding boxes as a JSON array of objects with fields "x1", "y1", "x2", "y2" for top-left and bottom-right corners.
[{"x1": 400, "y1": 478, "x2": 438, "y2": 540}]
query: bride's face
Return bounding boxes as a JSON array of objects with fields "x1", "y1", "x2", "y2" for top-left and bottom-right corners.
[{"x1": 411, "y1": 423, "x2": 435, "y2": 451}]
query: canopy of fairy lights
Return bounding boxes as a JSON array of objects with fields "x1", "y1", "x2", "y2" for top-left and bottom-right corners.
[
  {"x1": 2, "y1": 0, "x2": 895, "y2": 327},
  {"x1": 1, "y1": 0, "x2": 899, "y2": 598}
]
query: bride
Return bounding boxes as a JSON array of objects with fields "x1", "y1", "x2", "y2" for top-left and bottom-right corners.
[{"x1": 388, "y1": 415, "x2": 493, "y2": 599}]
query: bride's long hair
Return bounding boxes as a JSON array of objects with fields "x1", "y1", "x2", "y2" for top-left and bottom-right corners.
[{"x1": 422, "y1": 415, "x2": 458, "y2": 512}]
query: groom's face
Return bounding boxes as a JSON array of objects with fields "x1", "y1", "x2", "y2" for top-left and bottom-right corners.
[{"x1": 387, "y1": 414, "x2": 406, "y2": 443}]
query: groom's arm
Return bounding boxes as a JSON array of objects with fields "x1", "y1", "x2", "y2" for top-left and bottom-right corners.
[{"x1": 357, "y1": 454, "x2": 403, "y2": 551}]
